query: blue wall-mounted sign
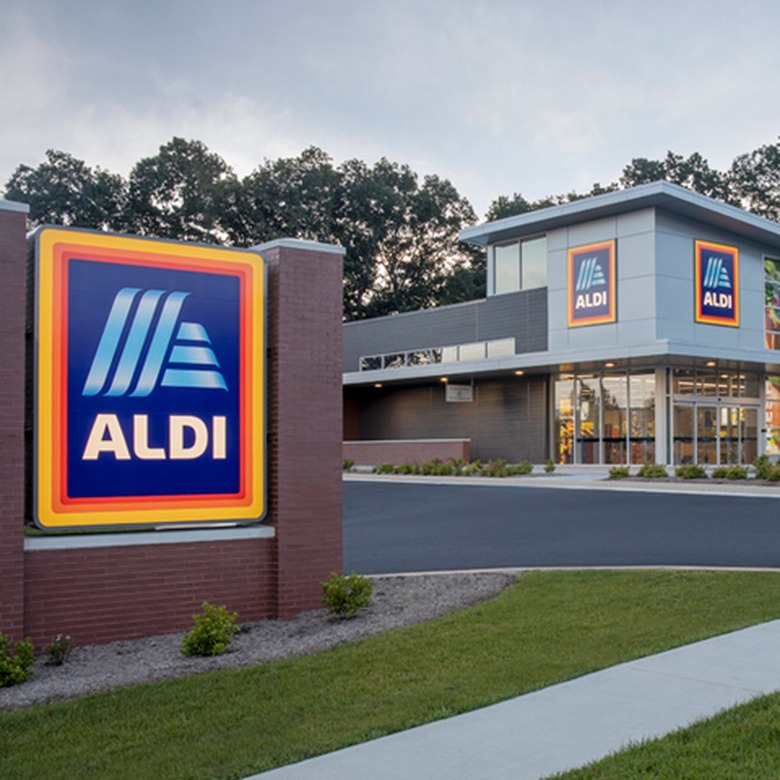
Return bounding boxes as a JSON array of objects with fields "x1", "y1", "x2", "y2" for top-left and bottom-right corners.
[
  {"x1": 567, "y1": 240, "x2": 616, "y2": 327},
  {"x1": 695, "y1": 240, "x2": 739, "y2": 327}
]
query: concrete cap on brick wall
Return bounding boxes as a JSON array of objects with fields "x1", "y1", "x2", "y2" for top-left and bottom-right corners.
[
  {"x1": 251, "y1": 237, "x2": 345, "y2": 256},
  {"x1": 0, "y1": 199, "x2": 30, "y2": 213}
]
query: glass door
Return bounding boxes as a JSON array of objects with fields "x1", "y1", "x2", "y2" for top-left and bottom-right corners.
[
  {"x1": 697, "y1": 406, "x2": 718, "y2": 465},
  {"x1": 673, "y1": 405, "x2": 695, "y2": 464}
]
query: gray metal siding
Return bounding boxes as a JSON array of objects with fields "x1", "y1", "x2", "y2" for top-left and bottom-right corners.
[
  {"x1": 343, "y1": 288, "x2": 548, "y2": 371},
  {"x1": 349, "y1": 375, "x2": 548, "y2": 463}
]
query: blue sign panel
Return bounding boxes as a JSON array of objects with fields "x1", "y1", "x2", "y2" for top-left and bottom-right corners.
[
  {"x1": 67, "y1": 259, "x2": 241, "y2": 498},
  {"x1": 695, "y1": 241, "x2": 739, "y2": 326},
  {"x1": 567, "y1": 240, "x2": 616, "y2": 327},
  {"x1": 34, "y1": 228, "x2": 265, "y2": 529}
]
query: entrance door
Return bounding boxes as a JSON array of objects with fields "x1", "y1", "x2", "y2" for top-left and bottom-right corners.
[
  {"x1": 673, "y1": 403, "x2": 759, "y2": 465},
  {"x1": 697, "y1": 405, "x2": 718, "y2": 465}
]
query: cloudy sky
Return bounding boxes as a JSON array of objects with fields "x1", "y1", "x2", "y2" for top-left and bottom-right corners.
[{"x1": 2, "y1": 0, "x2": 780, "y2": 219}]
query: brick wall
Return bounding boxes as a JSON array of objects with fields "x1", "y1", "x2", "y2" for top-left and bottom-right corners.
[
  {"x1": 0, "y1": 203, "x2": 28, "y2": 643},
  {"x1": 23, "y1": 536, "x2": 275, "y2": 647},
  {"x1": 259, "y1": 239, "x2": 345, "y2": 618},
  {"x1": 0, "y1": 223, "x2": 344, "y2": 648},
  {"x1": 343, "y1": 439, "x2": 470, "y2": 466}
]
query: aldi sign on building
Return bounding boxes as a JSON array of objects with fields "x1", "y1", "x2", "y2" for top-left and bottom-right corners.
[
  {"x1": 694, "y1": 240, "x2": 739, "y2": 327},
  {"x1": 567, "y1": 240, "x2": 616, "y2": 327},
  {"x1": 33, "y1": 227, "x2": 265, "y2": 529}
]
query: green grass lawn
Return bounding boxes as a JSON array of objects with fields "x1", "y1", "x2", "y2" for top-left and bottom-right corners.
[
  {"x1": 549, "y1": 691, "x2": 780, "y2": 779},
  {"x1": 3, "y1": 569, "x2": 780, "y2": 779}
]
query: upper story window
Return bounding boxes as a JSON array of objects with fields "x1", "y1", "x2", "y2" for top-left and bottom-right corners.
[{"x1": 492, "y1": 236, "x2": 547, "y2": 295}]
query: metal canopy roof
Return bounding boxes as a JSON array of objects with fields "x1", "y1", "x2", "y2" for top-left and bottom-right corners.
[{"x1": 459, "y1": 181, "x2": 780, "y2": 249}]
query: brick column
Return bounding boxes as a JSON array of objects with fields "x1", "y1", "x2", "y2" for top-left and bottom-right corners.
[
  {"x1": 0, "y1": 201, "x2": 29, "y2": 642},
  {"x1": 255, "y1": 238, "x2": 344, "y2": 618}
]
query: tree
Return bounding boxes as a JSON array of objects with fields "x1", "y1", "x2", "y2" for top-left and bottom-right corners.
[
  {"x1": 124, "y1": 138, "x2": 237, "y2": 243},
  {"x1": 226, "y1": 146, "x2": 339, "y2": 246},
  {"x1": 334, "y1": 158, "x2": 479, "y2": 319},
  {"x1": 4, "y1": 149, "x2": 126, "y2": 230},
  {"x1": 727, "y1": 140, "x2": 780, "y2": 221},
  {"x1": 620, "y1": 151, "x2": 729, "y2": 201}
]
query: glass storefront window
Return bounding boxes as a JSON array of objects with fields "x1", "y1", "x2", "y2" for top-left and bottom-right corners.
[
  {"x1": 672, "y1": 369, "x2": 696, "y2": 395},
  {"x1": 765, "y1": 376, "x2": 780, "y2": 455},
  {"x1": 576, "y1": 377, "x2": 600, "y2": 464},
  {"x1": 673, "y1": 406, "x2": 695, "y2": 464},
  {"x1": 602, "y1": 375, "x2": 627, "y2": 464},
  {"x1": 765, "y1": 259, "x2": 780, "y2": 350},
  {"x1": 629, "y1": 374, "x2": 655, "y2": 464},
  {"x1": 554, "y1": 378, "x2": 574, "y2": 465}
]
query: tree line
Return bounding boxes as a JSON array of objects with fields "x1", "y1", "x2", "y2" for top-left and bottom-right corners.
[{"x1": 5, "y1": 136, "x2": 780, "y2": 319}]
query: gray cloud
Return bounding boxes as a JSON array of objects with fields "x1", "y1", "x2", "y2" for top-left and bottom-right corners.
[{"x1": 2, "y1": 0, "x2": 780, "y2": 219}]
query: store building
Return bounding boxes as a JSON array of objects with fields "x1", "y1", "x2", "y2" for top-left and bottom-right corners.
[{"x1": 343, "y1": 181, "x2": 780, "y2": 466}]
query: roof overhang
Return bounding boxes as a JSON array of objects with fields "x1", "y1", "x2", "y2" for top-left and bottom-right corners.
[{"x1": 459, "y1": 181, "x2": 780, "y2": 250}]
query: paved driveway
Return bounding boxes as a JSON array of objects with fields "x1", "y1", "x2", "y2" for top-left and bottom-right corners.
[{"x1": 343, "y1": 477, "x2": 780, "y2": 574}]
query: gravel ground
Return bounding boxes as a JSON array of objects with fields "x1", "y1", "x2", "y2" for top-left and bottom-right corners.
[{"x1": 0, "y1": 571, "x2": 516, "y2": 712}]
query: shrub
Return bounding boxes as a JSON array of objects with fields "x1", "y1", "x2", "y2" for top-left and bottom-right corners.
[
  {"x1": 544, "y1": 458, "x2": 556, "y2": 473},
  {"x1": 463, "y1": 460, "x2": 482, "y2": 476},
  {"x1": 506, "y1": 460, "x2": 533, "y2": 476},
  {"x1": 0, "y1": 633, "x2": 34, "y2": 687},
  {"x1": 754, "y1": 455, "x2": 773, "y2": 480},
  {"x1": 46, "y1": 634, "x2": 73, "y2": 666},
  {"x1": 767, "y1": 464, "x2": 780, "y2": 482},
  {"x1": 608, "y1": 466, "x2": 630, "y2": 479},
  {"x1": 374, "y1": 463, "x2": 395, "y2": 474},
  {"x1": 637, "y1": 463, "x2": 668, "y2": 478},
  {"x1": 342, "y1": 458, "x2": 355, "y2": 472},
  {"x1": 712, "y1": 465, "x2": 748, "y2": 480},
  {"x1": 322, "y1": 572, "x2": 373, "y2": 619},
  {"x1": 676, "y1": 464, "x2": 707, "y2": 480},
  {"x1": 481, "y1": 458, "x2": 509, "y2": 477},
  {"x1": 448, "y1": 457, "x2": 467, "y2": 474},
  {"x1": 181, "y1": 603, "x2": 238, "y2": 657}
]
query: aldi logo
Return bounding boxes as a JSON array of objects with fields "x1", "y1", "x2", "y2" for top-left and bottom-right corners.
[
  {"x1": 33, "y1": 227, "x2": 265, "y2": 529},
  {"x1": 567, "y1": 240, "x2": 616, "y2": 327},
  {"x1": 695, "y1": 240, "x2": 739, "y2": 326}
]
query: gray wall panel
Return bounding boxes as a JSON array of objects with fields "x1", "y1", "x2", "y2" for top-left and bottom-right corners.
[
  {"x1": 350, "y1": 376, "x2": 548, "y2": 462},
  {"x1": 343, "y1": 289, "x2": 548, "y2": 371}
]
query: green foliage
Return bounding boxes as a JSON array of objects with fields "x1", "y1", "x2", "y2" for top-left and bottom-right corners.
[
  {"x1": 0, "y1": 633, "x2": 34, "y2": 687},
  {"x1": 637, "y1": 463, "x2": 668, "y2": 478},
  {"x1": 5, "y1": 572, "x2": 780, "y2": 779},
  {"x1": 544, "y1": 458, "x2": 556, "y2": 473},
  {"x1": 3, "y1": 149, "x2": 127, "y2": 231},
  {"x1": 321, "y1": 572, "x2": 373, "y2": 619},
  {"x1": 754, "y1": 455, "x2": 773, "y2": 480},
  {"x1": 46, "y1": 634, "x2": 73, "y2": 666},
  {"x1": 505, "y1": 460, "x2": 534, "y2": 476},
  {"x1": 608, "y1": 466, "x2": 631, "y2": 479},
  {"x1": 180, "y1": 603, "x2": 238, "y2": 657},
  {"x1": 342, "y1": 458, "x2": 355, "y2": 472},
  {"x1": 766, "y1": 464, "x2": 780, "y2": 482},
  {"x1": 712, "y1": 465, "x2": 748, "y2": 480},
  {"x1": 676, "y1": 464, "x2": 708, "y2": 479},
  {"x1": 374, "y1": 463, "x2": 396, "y2": 474}
]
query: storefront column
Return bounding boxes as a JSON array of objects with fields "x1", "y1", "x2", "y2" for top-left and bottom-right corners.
[{"x1": 654, "y1": 367, "x2": 668, "y2": 465}]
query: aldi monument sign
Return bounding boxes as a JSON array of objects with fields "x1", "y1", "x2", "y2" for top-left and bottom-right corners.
[{"x1": 33, "y1": 227, "x2": 265, "y2": 529}]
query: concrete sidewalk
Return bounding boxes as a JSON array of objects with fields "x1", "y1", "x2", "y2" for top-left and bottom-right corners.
[
  {"x1": 248, "y1": 619, "x2": 780, "y2": 780},
  {"x1": 345, "y1": 469, "x2": 780, "y2": 499}
]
